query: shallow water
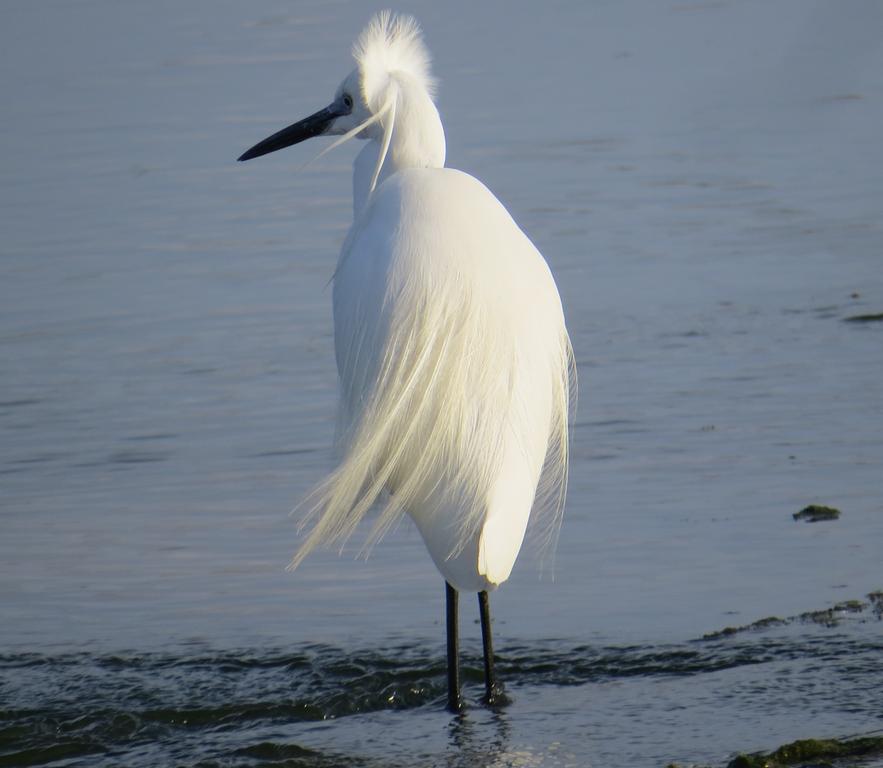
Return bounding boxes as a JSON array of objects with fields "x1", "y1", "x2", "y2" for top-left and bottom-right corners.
[
  {"x1": 2, "y1": 1, "x2": 882, "y2": 766},
  {"x1": 3, "y1": 609, "x2": 883, "y2": 767}
]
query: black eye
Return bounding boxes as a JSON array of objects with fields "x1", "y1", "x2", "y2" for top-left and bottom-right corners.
[{"x1": 342, "y1": 93, "x2": 353, "y2": 110}]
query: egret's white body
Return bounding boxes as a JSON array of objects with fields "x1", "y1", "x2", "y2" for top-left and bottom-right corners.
[
  {"x1": 331, "y1": 166, "x2": 569, "y2": 591},
  {"x1": 256, "y1": 12, "x2": 577, "y2": 594}
]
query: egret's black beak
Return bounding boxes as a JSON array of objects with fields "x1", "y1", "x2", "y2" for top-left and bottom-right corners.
[{"x1": 238, "y1": 97, "x2": 350, "y2": 162}]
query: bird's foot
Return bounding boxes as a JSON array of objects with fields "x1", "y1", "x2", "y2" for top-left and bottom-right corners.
[
  {"x1": 446, "y1": 693, "x2": 465, "y2": 714},
  {"x1": 481, "y1": 682, "x2": 511, "y2": 708}
]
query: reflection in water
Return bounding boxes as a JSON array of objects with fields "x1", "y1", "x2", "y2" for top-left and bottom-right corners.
[{"x1": 447, "y1": 710, "x2": 513, "y2": 768}]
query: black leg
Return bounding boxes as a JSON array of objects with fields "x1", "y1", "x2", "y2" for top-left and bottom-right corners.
[
  {"x1": 478, "y1": 590, "x2": 506, "y2": 705},
  {"x1": 446, "y1": 581, "x2": 462, "y2": 713}
]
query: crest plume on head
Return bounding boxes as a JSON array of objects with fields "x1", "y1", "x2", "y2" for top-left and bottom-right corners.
[{"x1": 353, "y1": 10, "x2": 437, "y2": 113}]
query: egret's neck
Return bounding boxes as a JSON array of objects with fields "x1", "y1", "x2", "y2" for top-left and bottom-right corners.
[{"x1": 352, "y1": 80, "x2": 445, "y2": 219}]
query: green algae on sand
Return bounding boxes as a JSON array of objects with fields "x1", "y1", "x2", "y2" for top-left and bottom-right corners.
[
  {"x1": 666, "y1": 734, "x2": 883, "y2": 768},
  {"x1": 793, "y1": 504, "x2": 841, "y2": 522},
  {"x1": 700, "y1": 594, "x2": 877, "y2": 640},
  {"x1": 726, "y1": 735, "x2": 883, "y2": 767}
]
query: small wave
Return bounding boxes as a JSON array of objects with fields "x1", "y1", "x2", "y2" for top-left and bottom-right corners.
[{"x1": 2, "y1": 616, "x2": 881, "y2": 767}]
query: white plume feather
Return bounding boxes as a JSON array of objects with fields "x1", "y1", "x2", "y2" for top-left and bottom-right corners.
[{"x1": 353, "y1": 10, "x2": 437, "y2": 113}]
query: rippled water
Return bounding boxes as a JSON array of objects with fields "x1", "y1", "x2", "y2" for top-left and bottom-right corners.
[
  {"x1": 3, "y1": 608, "x2": 882, "y2": 767},
  {"x1": 2, "y1": 1, "x2": 882, "y2": 766}
]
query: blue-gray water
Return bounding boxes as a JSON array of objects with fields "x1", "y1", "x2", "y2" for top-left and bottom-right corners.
[{"x1": 1, "y1": 1, "x2": 882, "y2": 766}]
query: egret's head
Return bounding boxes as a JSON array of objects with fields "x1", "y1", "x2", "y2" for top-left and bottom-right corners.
[
  {"x1": 323, "y1": 69, "x2": 370, "y2": 138},
  {"x1": 238, "y1": 11, "x2": 440, "y2": 166}
]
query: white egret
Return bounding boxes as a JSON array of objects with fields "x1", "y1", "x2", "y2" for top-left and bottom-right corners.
[{"x1": 238, "y1": 11, "x2": 574, "y2": 711}]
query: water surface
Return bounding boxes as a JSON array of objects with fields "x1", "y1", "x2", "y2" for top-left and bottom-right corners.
[{"x1": 2, "y1": 1, "x2": 882, "y2": 766}]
